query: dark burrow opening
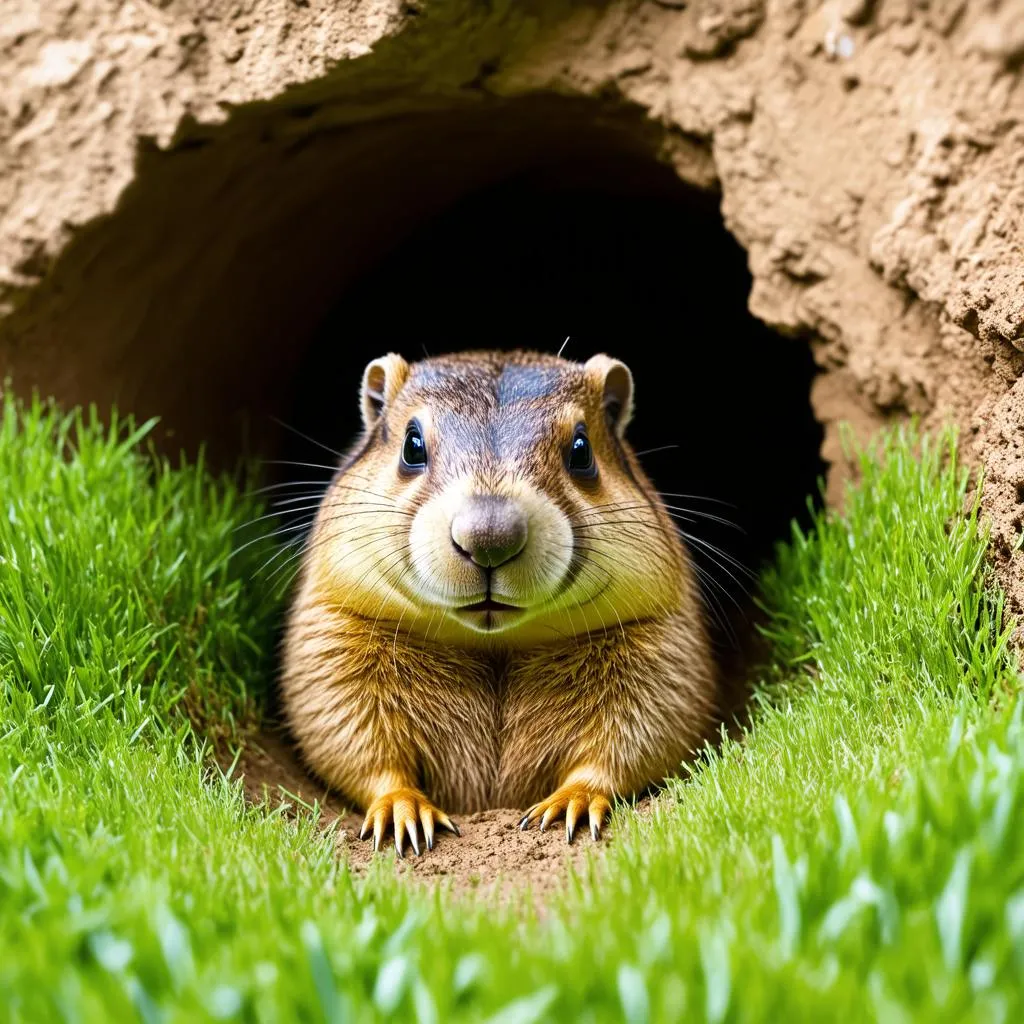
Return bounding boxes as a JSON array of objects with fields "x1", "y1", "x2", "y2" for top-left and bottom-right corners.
[
  {"x1": 276, "y1": 151, "x2": 827, "y2": 711},
  {"x1": 0, "y1": 90, "x2": 826, "y2": 721}
]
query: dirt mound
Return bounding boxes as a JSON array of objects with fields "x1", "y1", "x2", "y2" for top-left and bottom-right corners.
[{"x1": 229, "y1": 730, "x2": 609, "y2": 903}]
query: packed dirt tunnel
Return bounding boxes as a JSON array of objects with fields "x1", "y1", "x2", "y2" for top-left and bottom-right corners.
[{"x1": 2, "y1": 92, "x2": 827, "y2": 656}]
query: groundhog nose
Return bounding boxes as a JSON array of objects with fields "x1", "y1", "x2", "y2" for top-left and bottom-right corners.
[{"x1": 451, "y1": 496, "x2": 528, "y2": 569}]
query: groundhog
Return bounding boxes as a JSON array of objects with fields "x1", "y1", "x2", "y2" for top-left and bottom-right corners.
[{"x1": 280, "y1": 349, "x2": 716, "y2": 855}]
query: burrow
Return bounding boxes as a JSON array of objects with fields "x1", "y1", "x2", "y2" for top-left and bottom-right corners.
[{"x1": 0, "y1": 92, "x2": 826, "y2": 726}]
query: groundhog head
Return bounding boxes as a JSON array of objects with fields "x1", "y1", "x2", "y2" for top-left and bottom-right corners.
[{"x1": 309, "y1": 350, "x2": 688, "y2": 642}]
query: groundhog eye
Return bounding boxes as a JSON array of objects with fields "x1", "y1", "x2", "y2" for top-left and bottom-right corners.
[
  {"x1": 567, "y1": 426, "x2": 596, "y2": 478},
  {"x1": 401, "y1": 422, "x2": 427, "y2": 470}
]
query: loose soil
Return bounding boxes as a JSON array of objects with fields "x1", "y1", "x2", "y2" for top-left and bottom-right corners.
[{"x1": 226, "y1": 729, "x2": 616, "y2": 903}]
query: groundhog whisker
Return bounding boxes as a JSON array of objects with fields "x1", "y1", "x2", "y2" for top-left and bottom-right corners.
[
  {"x1": 331, "y1": 467, "x2": 401, "y2": 487},
  {"x1": 322, "y1": 526, "x2": 411, "y2": 566},
  {"x1": 309, "y1": 505, "x2": 414, "y2": 518},
  {"x1": 566, "y1": 542, "x2": 680, "y2": 625},
  {"x1": 682, "y1": 548, "x2": 752, "y2": 608},
  {"x1": 252, "y1": 529, "x2": 331, "y2": 580},
  {"x1": 570, "y1": 558, "x2": 627, "y2": 639},
  {"x1": 269, "y1": 529, "x2": 404, "y2": 591},
  {"x1": 366, "y1": 545, "x2": 420, "y2": 629},
  {"x1": 272, "y1": 497, "x2": 409, "y2": 514},
  {"x1": 573, "y1": 518, "x2": 674, "y2": 531},
  {"x1": 231, "y1": 518, "x2": 318, "y2": 561},
  {"x1": 569, "y1": 502, "x2": 683, "y2": 525},
  {"x1": 658, "y1": 491, "x2": 738, "y2": 507},
  {"x1": 691, "y1": 584, "x2": 735, "y2": 642},
  {"x1": 244, "y1": 518, "x2": 318, "y2": 543},
  {"x1": 345, "y1": 536, "x2": 413, "y2": 602},
  {"x1": 633, "y1": 444, "x2": 680, "y2": 457},
  {"x1": 571, "y1": 523, "x2": 678, "y2": 557},
  {"x1": 673, "y1": 531, "x2": 755, "y2": 581},
  {"x1": 368, "y1": 547, "x2": 419, "y2": 642},
  {"x1": 540, "y1": 564, "x2": 581, "y2": 648},
  {"x1": 687, "y1": 561, "x2": 743, "y2": 640},
  {"x1": 235, "y1": 504, "x2": 329, "y2": 529},
  {"x1": 270, "y1": 415, "x2": 346, "y2": 460},
  {"x1": 249, "y1": 534, "x2": 311, "y2": 581},
  {"x1": 568, "y1": 541, "x2": 667, "y2": 591},
  {"x1": 247, "y1": 465, "x2": 388, "y2": 498},
  {"x1": 302, "y1": 510, "x2": 415, "y2": 531},
  {"x1": 329, "y1": 482, "x2": 417, "y2": 503},
  {"x1": 271, "y1": 493, "x2": 331, "y2": 508},
  {"x1": 568, "y1": 505, "x2": 658, "y2": 521},
  {"x1": 264, "y1": 522, "x2": 400, "y2": 583},
  {"x1": 661, "y1": 505, "x2": 744, "y2": 531},
  {"x1": 559, "y1": 588, "x2": 586, "y2": 640},
  {"x1": 569, "y1": 510, "x2": 653, "y2": 526},
  {"x1": 237, "y1": 507, "x2": 410, "y2": 544},
  {"x1": 262, "y1": 459, "x2": 344, "y2": 474},
  {"x1": 269, "y1": 484, "x2": 402, "y2": 505},
  {"x1": 576, "y1": 526, "x2": 734, "y2": 635},
  {"x1": 570, "y1": 500, "x2": 743, "y2": 532},
  {"x1": 568, "y1": 499, "x2": 649, "y2": 516},
  {"x1": 246, "y1": 513, "x2": 358, "y2": 580},
  {"x1": 572, "y1": 540, "x2": 678, "y2": 582},
  {"x1": 572, "y1": 518, "x2": 667, "y2": 533},
  {"x1": 573, "y1": 518, "x2": 695, "y2": 551},
  {"x1": 579, "y1": 518, "x2": 754, "y2": 598},
  {"x1": 248, "y1": 478, "x2": 332, "y2": 496}
]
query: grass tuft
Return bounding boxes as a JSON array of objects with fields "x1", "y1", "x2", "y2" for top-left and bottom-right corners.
[
  {"x1": 0, "y1": 392, "x2": 283, "y2": 746},
  {"x1": 1, "y1": 398, "x2": 1021, "y2": 1020}
]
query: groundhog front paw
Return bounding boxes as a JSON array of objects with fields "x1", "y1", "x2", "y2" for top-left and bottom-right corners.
[
  {"x1": 519, "y1": 783, "x2": 611, "y2": 843},
  {"x1": 358, "y1": 787, "x2": 460, "y2": 857}
]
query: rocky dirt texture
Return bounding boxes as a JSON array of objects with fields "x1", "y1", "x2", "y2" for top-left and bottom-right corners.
[{"x1": 3, "y1": 0, "x2": 1024, "y2": 880}]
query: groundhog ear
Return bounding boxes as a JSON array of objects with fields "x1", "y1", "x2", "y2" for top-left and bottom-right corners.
[
  {"x1": 360, "y1": 353, "x2": 409, "y2": 429},
  {"x1": 585, "y1": 355, "x2": 635, "y2": 438}
]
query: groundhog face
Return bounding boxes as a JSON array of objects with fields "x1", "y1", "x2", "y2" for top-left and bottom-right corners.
[{"x1": 310, "y1": 350, "x2": 685, "y2": 643}]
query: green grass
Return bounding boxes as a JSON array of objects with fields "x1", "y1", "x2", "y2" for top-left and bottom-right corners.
[{"x1": 1, "y1": 392, "x2": 1022, "y2": 1022}]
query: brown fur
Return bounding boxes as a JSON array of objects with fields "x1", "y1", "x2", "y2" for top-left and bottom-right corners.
[{"x1": 280, "y1": 349, "x2": 716, "y2": 846}]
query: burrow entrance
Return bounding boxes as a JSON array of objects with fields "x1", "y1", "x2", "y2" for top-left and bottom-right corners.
[
  {"x1": 4, "y1": 94, "x2": 827, "y2": 885},
  {"x1": 278, "y1": 145, "x2": 826, "y2": 680},
  {"x1": 250, "y1": 140, "x2": 826, "y2": 887},
  {"x1": 2, "y1": 95, "x2": 826, "y2": 700}
]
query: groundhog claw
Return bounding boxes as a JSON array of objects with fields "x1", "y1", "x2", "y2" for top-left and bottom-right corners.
[
  {"x1": 519, "y1": 783, "x2": 612, "y2": 843},
  {"x1": 358, "y1": 788, "x2": 459, "y2": 857}
]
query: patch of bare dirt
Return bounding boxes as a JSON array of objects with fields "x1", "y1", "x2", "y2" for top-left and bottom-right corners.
[{"x1": 226, "y1": 729, "x2": 609, "y2": 903}]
